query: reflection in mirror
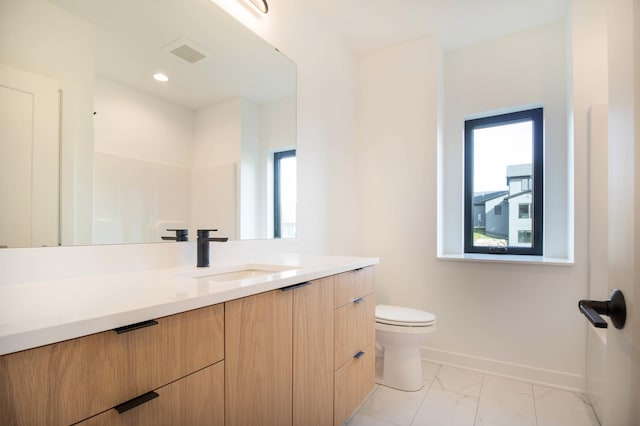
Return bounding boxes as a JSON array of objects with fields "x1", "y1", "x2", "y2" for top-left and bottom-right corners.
[{"x1": 0, "y1": 0, "x2": 296, "y2": 248}]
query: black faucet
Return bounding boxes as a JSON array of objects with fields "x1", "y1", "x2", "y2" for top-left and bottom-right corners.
[
  {"x1": 197, "y1": 229, "x2": 228, "y2": 267},
  {"x1": 161, "y1": 229, "x2": 189, "y2": 242}
]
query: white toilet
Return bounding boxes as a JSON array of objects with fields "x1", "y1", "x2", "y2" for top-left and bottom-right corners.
[{"x1": 375, "y1": 304, "x2": 436, "y2": 391}]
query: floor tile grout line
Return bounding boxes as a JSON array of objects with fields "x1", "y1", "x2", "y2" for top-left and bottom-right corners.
[
  {"x1": 571, "y1": 390, "x2": 602, "y2": 426},
  {"x1": 531, "y1": 383, "x2": 539, "y2": 426},
  {"x1": 472, "y1": 372, "x2": 485, "y2": 426},
  {"x1": 363, "y1": 361, "x2": 602, "y2": 426},
  {"x1": 408, "y1": 379, "x2": 432, "y2": 426}
]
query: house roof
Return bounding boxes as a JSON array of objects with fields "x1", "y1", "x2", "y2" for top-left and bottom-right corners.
[
  {"x1": 473, "y1": 190, "x2": 508, "y2": 205},
  {"x1": 505, "y1": 189, "x2": 532, "y2": 200}
]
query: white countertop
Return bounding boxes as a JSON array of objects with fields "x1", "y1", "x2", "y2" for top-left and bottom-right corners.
[{"x1": 0, "y1": 254, "x2": 378, "y2": 356}]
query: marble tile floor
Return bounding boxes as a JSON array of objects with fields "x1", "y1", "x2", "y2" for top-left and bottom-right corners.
[{"x1": 348, "y1": 360, "x2": 600, "y2": 426}]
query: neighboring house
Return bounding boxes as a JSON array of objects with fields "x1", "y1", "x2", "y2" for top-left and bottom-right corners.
[
  {"x1": 473, "y1": 163, "x2": 532, "y2": 246},
  {"x1": 505, "y1": 164, "x2": 533, "y2": 247},
  {"x1": 472, "y1": 191, "x2": 508, "y2": 238}
]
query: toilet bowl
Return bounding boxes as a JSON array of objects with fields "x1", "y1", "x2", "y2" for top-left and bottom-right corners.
[{"x1": 375, "y1": 304, "x2": 436, "y2": 391}]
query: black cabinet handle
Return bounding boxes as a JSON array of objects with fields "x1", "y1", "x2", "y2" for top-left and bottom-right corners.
[
  {"x1": 354, "y1": 351, "x2": 365, "y2": 359},
  {"x1": 578, "y1": 289, "x2": 626, "y2": 329},
  {"x1": 114, "y1": 319, "x2": 158, "y2": 334},
  {"x1": 115, "y1": 391, "x2": 159, "y2": 414},
  {"x1": 353, "y1": 297, "x2": 365, "y2": 304},
  {"x1": 280, "y1": 281, "x2": 311, "y2": 292}
]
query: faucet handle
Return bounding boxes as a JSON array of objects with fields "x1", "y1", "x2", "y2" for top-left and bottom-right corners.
[
  {"x1": 197, "y1": 229, "x2": 219, "y2": 238},
  {"x1": 162, "y1": 229, "x2": 188, "y2": 242}
]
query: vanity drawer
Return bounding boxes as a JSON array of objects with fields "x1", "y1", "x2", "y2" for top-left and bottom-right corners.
[
  {"x1": 334, "y1": 267, "x2": 375, "y2": 309},
  {"x1": 334, "y1": 343, "x2": 375, "y2": 426},
  {"x1": 334, "y1": 294, "x2": 375, "y2": 370},
  {"x1": 77, "y1": 361, "x2": 224, "y2": 426},
  {"x1": 0, "y1": 303, "x2": 224, "y2": 426}
]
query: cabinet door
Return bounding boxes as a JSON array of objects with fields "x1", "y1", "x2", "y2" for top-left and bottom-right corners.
[
  {"x1": 334, "y1": 294, "x2": 375, "y2": 369},
  {"x1": 334, "y1": 267, "x2": 375, "y2": 308},
  {"x1": 225, "y1": 290, "x2": 293, "y2": 426},
  {"x1": 293, "y1": 277, "x2": 334, "y2": 426},
  {"x1": 0, "y1": 303, "x2": 224, "y2": 426},
  {"x1": 334, "y1": 344, "x2": 375, "y2": 426},
  {"x1": 77, "y1": 361, "x2": 224, "y2": 426}
]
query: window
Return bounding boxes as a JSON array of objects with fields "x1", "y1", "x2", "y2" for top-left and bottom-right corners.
[
  {"x1": 274, "y1": 149, "x2": 296, "y2": 239},
  {"x1": 464, "y1": 108, "x2": 543, "y2": 255},
  {"x1": 518, "y1": 230, "x2": 532, "y2": 243}
]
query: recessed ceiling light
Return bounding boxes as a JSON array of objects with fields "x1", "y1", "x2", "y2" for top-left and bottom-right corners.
[{"x1": 153, "y1": 72, "x2": 169, "y2": 82}]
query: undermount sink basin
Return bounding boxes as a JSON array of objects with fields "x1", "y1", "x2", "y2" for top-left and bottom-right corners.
[
  {"x1": 183, "y1": 264, "x2": 298, "y2": 281},
  {"x1": 203, "y1": 268, "x2": 287, "y2": 282}
]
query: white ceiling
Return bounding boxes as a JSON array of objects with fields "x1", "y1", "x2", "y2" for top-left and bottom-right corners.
[
  {"x1": 44, "y1": 0, "x2": 570, "y2": 108},
  {"x1": 49, "y1": 0, "x2": 296, "y2": 109},
  {"x1": 299, "y1": 0, "x2": 571, "y2": 54}
]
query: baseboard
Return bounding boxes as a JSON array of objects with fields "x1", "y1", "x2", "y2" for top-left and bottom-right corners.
[{"x1": 420, "y1": 346, "x2": 586, "y2": 393}]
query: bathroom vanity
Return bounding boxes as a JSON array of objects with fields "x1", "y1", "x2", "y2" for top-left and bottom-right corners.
[{"x1": 0, "y1": 255, "x2": 377, "y2": 426}]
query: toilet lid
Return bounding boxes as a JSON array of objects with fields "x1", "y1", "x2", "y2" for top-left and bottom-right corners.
[{"x1": 375, "y1": 305, "x2": 436, "y2": 326}]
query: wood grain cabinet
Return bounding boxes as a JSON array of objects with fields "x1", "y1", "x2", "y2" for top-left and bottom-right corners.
[
  {"x1": 293, "y1": 276, "x2": 335, "y2": 426},
  {"x1": 225, "y1": 277, "x2": 335, "y2": 426},
  {"x1": 225, "y1": 288, "x2": 293, "y2": 426},
  {"x1": 77, "y1": 361, "x2": 224, "y2": 426},
  {"x1": 0, "y1": 303, "x2": 224, "y2": 426},
  {"x1": 0, "y1": 266, "x2": 375, "y2": 426},
  {"x1": 334, "y1": 267, "x2": 376, "y2": 426}
]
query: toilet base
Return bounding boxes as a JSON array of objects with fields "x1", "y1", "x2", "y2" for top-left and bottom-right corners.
[{"x1": 377, "y1": 346, "x2": 424, "y2": 391}]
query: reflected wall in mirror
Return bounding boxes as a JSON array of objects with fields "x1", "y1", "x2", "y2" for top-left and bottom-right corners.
[{"x1": 0, "y1": 0, "x2": 296, "y2": 248}]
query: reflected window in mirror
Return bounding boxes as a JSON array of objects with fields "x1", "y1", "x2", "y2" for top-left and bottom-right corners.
[{"x1": 274, "y1": 150, "x2": 296, "y2": 239}]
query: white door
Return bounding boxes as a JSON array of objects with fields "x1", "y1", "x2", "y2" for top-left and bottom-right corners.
[
  {"x1": 0, "y1": 64, "x2": 60, "y2": 247},
  {"x1": 602, "y1": 1, "x2": 640, "y2": 424}
]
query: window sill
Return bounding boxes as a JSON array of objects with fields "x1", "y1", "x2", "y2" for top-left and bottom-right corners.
[{"x1": 437, "y1": 253, "x2": 573, "y2": 266}]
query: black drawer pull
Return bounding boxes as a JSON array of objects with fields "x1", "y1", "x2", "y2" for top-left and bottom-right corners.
[
  {"x1": 280, "y1": 281, "x2": 311, "y2": 292},
  {"x1": 115, "y1": 391, "x2": 159, "y2": 414},
  {"x1": 114, "y1": 319, "x2": 158, "y2": 334},
  {"x1": 353, "y1": 297, "x2": 365, "y2": 304},
  {"x1": 354, "y1": 351, "x2": 365, "y2": 359}
]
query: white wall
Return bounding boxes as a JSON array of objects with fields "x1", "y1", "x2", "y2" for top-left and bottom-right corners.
[
  {"x1": 94, "y1": 77, "x2": 194, "y2": 167},
  {"x1": 93, "y1": 153, "x2": 192, "y2": 244},
  {"x1": 240, "y1": 99, "x2": 261, "y2": 239},
  {"x1": 92, "y1": 81, "x2": 297, "y2": 242},
  {"x1": 357, "y1": 35, "x2": 439, "y2": 286},
  {"x1": 92, "y1": 77, "x2": 194, "y2": 244},
  {"x1": 0, "y1": 0, "x2": 95, "y2": 245},
  {"x1": 210, "y1": 0, "x2": 359, "y2": 254},
  {"x1": 357, "y1": 18, "x2": 606, "y2": 389},
  {"x1": 442, "y1": 20, "x2": 569, "y2": 259}
]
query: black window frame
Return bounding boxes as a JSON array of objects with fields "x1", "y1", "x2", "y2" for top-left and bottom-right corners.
[
  {"x1": 464, "y1": 108, "x2": 543, "y2": 255},
  {"x1": 274, "y1": 149, "x2": 296, "y2": 239}
]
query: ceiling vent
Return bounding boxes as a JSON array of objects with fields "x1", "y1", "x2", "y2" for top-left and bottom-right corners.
[{"x1": 164, "y1": 39, "x2": 209, "y2": 64}]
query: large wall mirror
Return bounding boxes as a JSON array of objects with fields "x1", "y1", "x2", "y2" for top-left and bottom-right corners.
[{"x1": 0, "y1": 0, "x2": 296, "y2": 248}]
